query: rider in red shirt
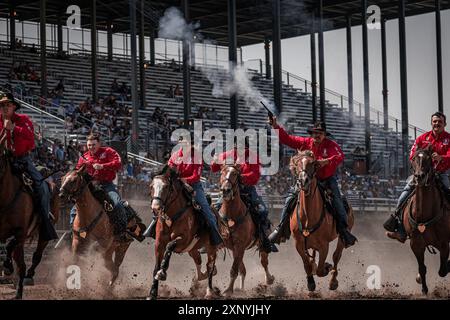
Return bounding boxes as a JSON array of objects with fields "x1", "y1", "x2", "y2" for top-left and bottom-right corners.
[
  {"x1": 69, "y1": 133, "x2": 132, "y2": 239},
  {"x1": 268, "y1": 117, "x2": 357, "y2": 248},
  {"x1": 144, "y1": 136, "x2": 223, "y2": 246},
  {"x1": 384, "y1": 112, "x2": 450, "y2": 242},
  {"x1": 211, "y1": 140, "x2": 278, "y2": 253},
  {"x1": 0, "y1": 91, "x2": 57, "y2": 241}
]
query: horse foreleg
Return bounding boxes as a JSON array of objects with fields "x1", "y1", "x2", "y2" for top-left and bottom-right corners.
[
  {"x1": 3, "y1": 237, "x2": 18, "y2": 276},
  {"x1": 329, "y1": 238, "x2": 344, "y2": 290},
  {"x1": 411, "y1": 240, "x2": 428, "y2": 295},
  {"x1": 148, "y1": 240, "x2": 165, "y2": 300},
  {"x1": 223, "y1": 249, "x2": 243, "y2": 297},
  {"x1": 24, "y1": 237, "x2": 49, "y2": 286},
  {"x1": 260, "y1": 251, "x2": 274, "y2": 286},
  {"x1": 295, "y1": 238, "x2": 315, "y2": 291},
  {"x1": 11, "y1": 243, "x2": 26, "y2": 300},
  {"x1": 205, "y1": 247, "x2": 220, "y2": 299},
  {"x1": 110, "y1": 242, "x2": 131, "y2": 286},
  {"x1": 238, "y1": 261, "x2": 246, "y2": 290},
  {"x1": 438, "y1": 242, "x2": 449, "y2": 278},
  {"x1": 316, "y1": 245, "x2": 331, "y2": 278},
  {"x1": 189, "y1": 250, "x2": 207, "y2": 281},
  {"x1": 154, "y1": 238, "x2": 178, "y2": 281},
  {"x1": 102, "y1": 245, "x2": 116, "y2": 287}
]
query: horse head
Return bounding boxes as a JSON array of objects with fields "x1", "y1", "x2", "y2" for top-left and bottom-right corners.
[
  {"x1": 59, "y1": 164, "x2": 91, "y2": 201},
  {"x1": 219, "y1": 164, "x2": 240, "y2": 201},
  {"x1": 291, "y1": 150, "x2": 319, "y2": 193},
  {"x1": 149, "y1": 166, "x2": 179, "y2": 214},
  {"x1": 411, "y1": 145, "x2": 434, "y2": 187}
]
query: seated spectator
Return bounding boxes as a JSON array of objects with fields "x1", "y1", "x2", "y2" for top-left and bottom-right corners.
[
  {"x1": 174, "y1": 84, "x2": 183, "y2": 101},
  {"x1": 165, "y1": 85, "x2": 174, "y2": 98},
  {"x1": 111, "y1": 79, "x2": 120, "y2": 93},
  {"x1": 55, "y1": 80, "x2": 64, "y2": 97}
]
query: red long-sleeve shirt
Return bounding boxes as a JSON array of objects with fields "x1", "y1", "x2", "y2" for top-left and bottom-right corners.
[
  {"x1": 274, "y1": 124, "x2": 344, "y2": 180},
  {"x1": 410, "y1": 131, "x2": 450, "y2": 173},
  {"x1": 76, "y1": 146, "x2": 122, "y2": 183},
  {"x1": 210, "y1": 148, "x2": 261, "y2": 186},
  {"x1": 168, "y1": 148, "x2": 202, "y2": 185},
  {"x1": 0, "y1": 113, "x2": 35, "y2": 157}
]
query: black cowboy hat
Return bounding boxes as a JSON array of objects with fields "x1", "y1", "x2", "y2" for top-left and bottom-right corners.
[
  {"x1": 0, "y1": 91, "x2": 21, "y2": 110},
  {"x1": 306, "y1": 121, "x2": 331, "y2": 136}
]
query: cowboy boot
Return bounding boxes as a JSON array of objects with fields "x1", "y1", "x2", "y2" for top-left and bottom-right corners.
[
  {"x1": 336, "y1": 219, "x2": 357, "y2": 249},
  {"x1": 383, "y1": 207, "x2": 401, "y2": 232},
  {"x1": 143, "y1": 216, "x2": 157, "y2": 239},
  {"x1": 386, "y1": 216, "x2": 407, "y2": 243}
]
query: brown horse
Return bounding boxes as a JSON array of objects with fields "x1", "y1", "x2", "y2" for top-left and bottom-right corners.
[
  {"x1": 403, "y1": 145, "x2": 450, "y2": 294},
  {"x1": 218, "y1": 164, "x2": 274, "y2": 296},
  {"x1": 148, "y1": 167, "x2": 220, "y2": 300},
  {"x1": 290, "y1": 150, "x2": 354, "y2": 291},
  {"x1": 59, "y1": 165, "x2": 138, "y2": 287},
  {"x1": 0, "y1": 129, "x2": 60, "y2": 299}
]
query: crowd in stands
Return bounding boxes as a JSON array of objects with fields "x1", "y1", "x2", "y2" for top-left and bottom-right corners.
[{"x1": 8, "y1": 60, "x2": 40, "y2": 83}]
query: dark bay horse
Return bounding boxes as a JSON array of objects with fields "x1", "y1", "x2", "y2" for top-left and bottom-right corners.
[
  {"x1": 148, "y1": 167, "x2": 219, "y2": 300},
  {"x1": 404, "y1": 145, "x2": 450, "y2": 294},
  {"x1": 0, "y1": 130, "x2": 60, "y2": 299},
  {"x1": 290, "y1": 150, "x2": 354, "y2": 291},
  {"x1": 59, "y1": 165, "x2": 139, "y2": 287},
  {"x1": 218, "y1": 165, "x2": 274, "y2": 296}
]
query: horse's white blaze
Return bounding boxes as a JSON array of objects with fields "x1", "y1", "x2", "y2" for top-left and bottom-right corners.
[{"x1": 151, "y1": 178, "x2": 164, "y2": 210}]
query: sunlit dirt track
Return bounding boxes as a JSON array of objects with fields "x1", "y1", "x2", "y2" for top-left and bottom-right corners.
[{"x1": 1, "y1": 211, "x2": 449, "y2": 300}]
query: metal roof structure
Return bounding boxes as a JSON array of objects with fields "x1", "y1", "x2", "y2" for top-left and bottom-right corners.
[{"x1": 1, "y1": 0, "x2": 449, "y2": 46}]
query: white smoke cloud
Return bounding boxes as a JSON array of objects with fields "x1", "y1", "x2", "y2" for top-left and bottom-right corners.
[
  {"x1": 158, "y1": 7, "x2": 200, "y2": 42},
  {"x1": 159, "y1": 6, "x2": 288, "y2": 125}
]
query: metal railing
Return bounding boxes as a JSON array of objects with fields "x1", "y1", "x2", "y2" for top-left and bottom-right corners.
[{"x1": 244, "y1": 58, "x2": 426, "y2": 137}]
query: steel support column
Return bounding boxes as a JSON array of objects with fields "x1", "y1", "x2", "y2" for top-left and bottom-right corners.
[
  {"x1": 272, "y1": 0, "x2": 283, "y2": 114},
  {"x1": 381, "y1": 17, "x2": 389, "y2": 131},
  {"x1": 362, "y1": 0, "x2": 371, "y2": 172},
  {"x1": 399, "y1": 0, "x2": 410, "y2": 177},
  {"x1": 182, "y1": 0, "x2": 191, "y2": 128},
  {"x1": 228, "y1": 0, "x2": 238, "y2": 129}
]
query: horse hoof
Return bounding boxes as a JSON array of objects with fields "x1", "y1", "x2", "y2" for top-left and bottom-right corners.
[
  {"x1": 266, "y1": 275, "x2": 275, "y2": 285},
  {"x1": 416, "y1": 274, "x2": 422, "y2": 284},
  {"x1": 307, "y1": 277, "x2": 316, "y2": 292},
  {"x1": 155, "y1": 270, "x2": 167, "y2": 281},
  {"x1": 325, "y1": 263, "x2": 333, "y2": 274},
  {"x1": 438, "y1": 270, "x2": 448, "y2": 278},
  {"x1": 223, "y1": 289, "x2": 233, "y2": 297},
  {"x1": 3, "y1": 261, "x2": 14, "y2": 276},
  {"x1": 422, "y1": 287, "x2": 429, "y2": 295},
  {"x1": 23, "y1": 278, "x2": 34, "y2": 286},
  {"x1": 329, "y1": 280, "x2": 339, "y2": 291},
  {"x1": 205, "y1": 287, "x2": 220, "y2": 299}
]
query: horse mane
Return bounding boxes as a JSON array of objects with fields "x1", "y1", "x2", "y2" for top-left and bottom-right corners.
[{"x1": 290, "y1": 150, "x2": 315, "y2": 176}]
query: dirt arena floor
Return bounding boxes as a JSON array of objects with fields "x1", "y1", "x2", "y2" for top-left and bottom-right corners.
[{"x1": 1, "y1": 207, "x2": 449, "y2": 300}]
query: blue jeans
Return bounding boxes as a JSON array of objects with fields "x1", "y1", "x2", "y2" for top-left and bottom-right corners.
[
  {"x1": 396, "y1": 170, "x2": 450, "y2": 209},
  {"x1": 16, "y1": 155, "x2": 50, "y2": 218},
  {"x1": 192, "y1": 182, "x2": 222, "y2": 244},
  {"x1": 70, "y1": 182, "x2": 125, "y2": 225},
  {"x1": 321, "y1": 175, "x2": 348, "y2": 228},
  {"x1": 16, "y1": 155, "x2": 57, "y2": 240},
  {"x1": 278, "y1": 186, "x2": 298, "y2": 226}
]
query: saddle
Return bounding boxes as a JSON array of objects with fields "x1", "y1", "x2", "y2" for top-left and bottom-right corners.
[
  {"x1": 277, "y1": 184, "x2": 350, "y2": 243},
  {"x1": 87, "y1": 183, "x2": 145, "y2": 242}
]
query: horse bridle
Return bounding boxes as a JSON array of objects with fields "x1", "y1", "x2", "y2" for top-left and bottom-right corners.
[
  {"x1": 62, "y1": 171, "x2": 89, "y2": 202},
  {"x1": 220, "y1": 166, "x2": 239, "y2": 200},
  {"x1": 411, "y1": 151, "x2": 434, "y2": 187},
  {"x1": 296, "y1": 158, "x2": 318, "y2": 196},
  {"x1": 150, "y1": 175, "x2": 178, "y2": 215}
]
